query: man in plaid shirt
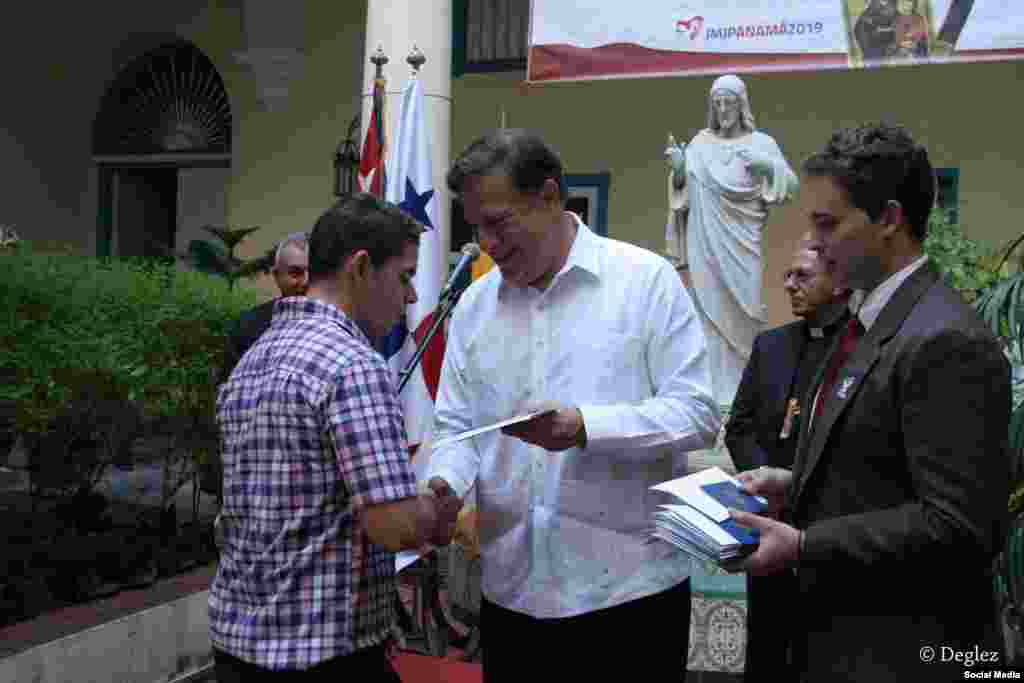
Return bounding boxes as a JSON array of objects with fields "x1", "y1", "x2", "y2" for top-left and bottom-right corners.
[{"x1": 210, "y1": 194, "x2": 462, "y2": 681}]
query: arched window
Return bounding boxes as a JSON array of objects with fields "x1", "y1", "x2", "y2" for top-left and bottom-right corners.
[{"x1": 93, "y1": 41, "x2": 231, "y2": 156}]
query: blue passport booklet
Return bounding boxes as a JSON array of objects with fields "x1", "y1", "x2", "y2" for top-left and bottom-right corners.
[{"x1": 650, "y1": 467, "x2": 768, "y2": 565}]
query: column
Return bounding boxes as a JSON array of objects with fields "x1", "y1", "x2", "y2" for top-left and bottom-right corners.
[{"x1": 363, "y1": 0, "x2": 454, "y2": 269}]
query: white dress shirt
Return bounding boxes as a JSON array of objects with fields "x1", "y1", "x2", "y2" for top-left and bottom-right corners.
[
  {"x1": 854, "y1": 254, "x2": 928, "y2": 332},
  {"x1": 426, "y1": 217, "x2": 720, "y2": 618}
]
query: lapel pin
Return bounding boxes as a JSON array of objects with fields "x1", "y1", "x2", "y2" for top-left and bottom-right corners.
[{"x1": 837, "y1": 376, "x2": 856, "y2": 400}]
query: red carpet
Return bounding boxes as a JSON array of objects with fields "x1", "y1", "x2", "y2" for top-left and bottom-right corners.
[{"x1": 393, "y1": 652, "x2": 482, "y2": 683}]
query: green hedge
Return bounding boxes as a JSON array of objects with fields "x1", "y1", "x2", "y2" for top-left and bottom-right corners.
[{"x1": 0, "y1": 244, "x2": 264, "y2": 433}]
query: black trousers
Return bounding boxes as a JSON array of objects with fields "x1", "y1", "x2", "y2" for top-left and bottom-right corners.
[
  {"x1": 213, "y1": 645, "x2": 400, "y2": 682},
  {"x1": 480, "y1": 579, "x2": 691, "y2": 682},
  {"x1": 744, "y1": 570, "x2": 797, "y2": 679}
]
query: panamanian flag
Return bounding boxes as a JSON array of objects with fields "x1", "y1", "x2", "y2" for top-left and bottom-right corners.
[{"x1": 379, "y1": 76, "x2": 445, "y2": 454}]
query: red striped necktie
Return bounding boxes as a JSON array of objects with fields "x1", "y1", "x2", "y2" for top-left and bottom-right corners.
[{"x1": 812, "y1": 316, "x2": 865, "y2": 423}]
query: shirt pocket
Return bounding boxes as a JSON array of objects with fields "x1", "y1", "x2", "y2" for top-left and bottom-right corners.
[{"x1": 463, "y1": 333, "x2": 532, "y2": 422}]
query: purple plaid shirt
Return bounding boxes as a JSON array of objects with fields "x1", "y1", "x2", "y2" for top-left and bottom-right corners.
[{"x1": 209, "y1": 297, "x2": 417, "y2": 670}]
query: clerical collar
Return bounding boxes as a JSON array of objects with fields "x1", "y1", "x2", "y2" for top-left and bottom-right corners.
[{"x1": 806, "y1": 297, "x2": 851, "y2": 338}]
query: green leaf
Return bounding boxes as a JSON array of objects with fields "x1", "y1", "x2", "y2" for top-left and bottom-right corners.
[
  {"x1": 1010, "y1": 402, "x2": 1024, "y2": 465},
  {"x1": 186, "y1": 240, "x2": 239, "y2": 278}
]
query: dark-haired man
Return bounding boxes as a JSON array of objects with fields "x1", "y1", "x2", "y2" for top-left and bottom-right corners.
[
  {"x1": 426, "y1": 129, "x2": 720, "y2": 681},
  {"x1": 731, "y1": 123, "x2": 1010, "y2": 681},
  {"x1": 210, "y1": 194, "x2": 462, "y2": 681}
]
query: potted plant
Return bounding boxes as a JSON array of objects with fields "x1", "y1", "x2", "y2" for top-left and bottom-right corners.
[{"x1": 183, "y1": 224, "x2": 265, "y2": 290}]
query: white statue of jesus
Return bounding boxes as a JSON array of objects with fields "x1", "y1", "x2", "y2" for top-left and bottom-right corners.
[{"x1": 665, "y1": 74, "x2": 798, "y2": 406}]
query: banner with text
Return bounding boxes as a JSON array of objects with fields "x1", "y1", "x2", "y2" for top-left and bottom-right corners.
[{"x1": 528, "y1": 1, "x2": 1024, "y2": 82}]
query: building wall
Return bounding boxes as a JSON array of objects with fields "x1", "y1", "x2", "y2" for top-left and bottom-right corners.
[
  {"x1": 0, "y1": 0, "x2": 224, "y2": 255},
  {"x1": 3, "y1": 3, "x2": 1021, "y2": 321},
  {"x1": 0, "y1": 1, "x2": 368, "y2": 299},
  {"x1": 224, "y1": 1, "x2": 368, "y2": 291},
  {"x1": 450, "y1": 60, "x2": 1024, "y2": 327}
]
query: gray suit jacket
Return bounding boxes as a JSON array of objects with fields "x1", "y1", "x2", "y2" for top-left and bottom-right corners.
[{"x1": 787, "y1": 263, "x2": 1011, "y2": 681}]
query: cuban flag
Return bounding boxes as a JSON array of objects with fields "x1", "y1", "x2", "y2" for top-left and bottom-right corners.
[
  {"x1": 379, "y1": 76, "x2": 445, "y2": 454},
  {"x1": 358, "y1": 71, "x2": 387, "y2": 196}
]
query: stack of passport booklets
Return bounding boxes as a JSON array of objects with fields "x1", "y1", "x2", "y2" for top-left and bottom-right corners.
[{"x1": 650, "y1": 466, "x2": 768, "y2": 566}]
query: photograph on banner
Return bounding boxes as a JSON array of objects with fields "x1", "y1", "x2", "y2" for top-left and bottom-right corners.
[
  {"x1": 932, "y1": 0, "x2": 1024, "y2": 55},
  {"x1": 842, "y1": 0, "x2": 935, "y2": 67},
  {"x1": 931, "y1": 0, "x2": 975, "y2": 52}
]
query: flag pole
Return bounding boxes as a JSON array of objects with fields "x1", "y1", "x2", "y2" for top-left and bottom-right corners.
[
  {"x1": 395, "y1": 45, "x2": 454, "y2": 396},
  {"x1": 397, "y1": 284, "x2": 464, "y2": 394},
  {"x1": 371, "y1": 46, "x2": 389, "y2": 161},
  {"x1": 407, "y1": 44, "x2": 425, "y2": 79}
]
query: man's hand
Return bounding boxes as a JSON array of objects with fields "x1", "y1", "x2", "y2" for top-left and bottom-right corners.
[
  {"x1": 428, "y1": 477, "x2": 457, "y2": 499},
  {"x1": 431, "y1": 493, "x2": 464, "y2": 547},
  {"x1": 425, "y1": 477, "x2": 463, "y2": 547},
  {"x1": 735, "y1": 466, "x2": 792, "y2": 518},
  {"x1": 501, "y1": 402, "x2": 586, "y2": 452},
  {"x1": 722, "y1": 511, "x2": 801, "y2": 576}
]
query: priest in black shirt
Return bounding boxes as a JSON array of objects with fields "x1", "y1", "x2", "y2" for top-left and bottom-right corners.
[{"x1": 725, "y1": 234, "x2": 850, "y2": 678}]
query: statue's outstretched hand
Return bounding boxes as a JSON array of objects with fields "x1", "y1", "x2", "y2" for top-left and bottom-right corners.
[
  {"x1": 665, "y1": 133, "x2": 685, "y2": 167},
  {"x1": 738, "y1": 148, "x2": 774, "y2": 180},
  {"x1": 665, "y1": 133, "x2": 686, "y2": 187}
]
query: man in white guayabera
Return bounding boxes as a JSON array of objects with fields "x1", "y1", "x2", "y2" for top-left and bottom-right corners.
[{"x1": 665, "y1": 73, "x2": 799, "y2": 407}]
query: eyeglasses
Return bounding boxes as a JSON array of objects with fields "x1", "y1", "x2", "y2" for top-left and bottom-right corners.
[{"x1": 783, "y1": 270, "x2": 815, "y2": 286}]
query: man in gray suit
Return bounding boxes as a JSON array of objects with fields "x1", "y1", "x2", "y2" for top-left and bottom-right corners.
[{"x1": 730, "y1": 122, "x2": 1010, "y2": 681}]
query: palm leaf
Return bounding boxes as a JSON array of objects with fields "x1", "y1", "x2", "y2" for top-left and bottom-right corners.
[
  {"x1": 975, "y1": 275, "x2": 1024, "y2": 341},
  {"x1": 995, "y1": 234, "x2": 1024, "y2": 274},
  {"x1": 186, "y1": 239, "x2": 241, "y2": 277},
  {"x1": 1004, "y1": 276, "x2": 1020, "y2": 345},
  {"x1": 1011, "y1": 277, "x2": 1024, "y2": 353},
  {"x1": 202, "y1": 225, "x2": 261, "y2": 252},
  {"x1": 1011, "y1": 402, "x2": 1024, "y2": 483}
]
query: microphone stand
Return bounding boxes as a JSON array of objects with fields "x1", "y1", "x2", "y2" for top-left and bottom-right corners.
[
  {"x1": 397, "y1": 284, "x2": 465, "y2": 394},
  {"x1": 392, "y1": 282, "x2": 470, "y2": 659}
]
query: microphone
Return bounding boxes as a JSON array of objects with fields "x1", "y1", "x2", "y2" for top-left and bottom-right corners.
[
  {"x1": 439, "y1": 242, "x2": 481, "y2": 301},
  {"x1": 398, "y1": 242, "x2": 480, "y2": 394}
]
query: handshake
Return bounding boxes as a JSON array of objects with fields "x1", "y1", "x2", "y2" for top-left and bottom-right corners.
[
  {"x1": 420, "y1": 477, "x2": 464, "y2": 548},
  {"x1": 362, "y1": 476, "x2": 464, "y2": 553}
]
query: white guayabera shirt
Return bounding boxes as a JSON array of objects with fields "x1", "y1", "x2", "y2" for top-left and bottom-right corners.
[{"x1": 426, "y1": 217, "x2": 720, "y2": 618}]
